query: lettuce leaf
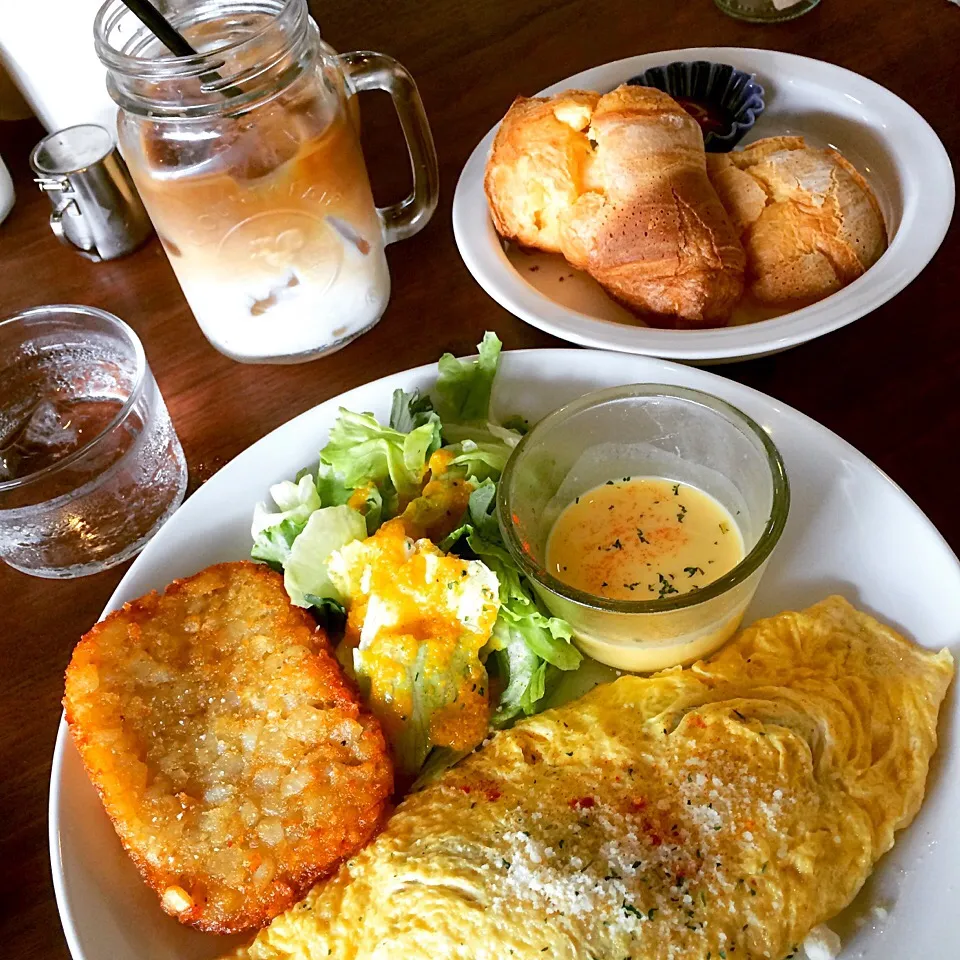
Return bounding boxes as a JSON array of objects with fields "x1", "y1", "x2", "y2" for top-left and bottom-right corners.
[
  {"x1": 354, "y1": 484, "x2": 383, "y2": 535},
  {"x1": 314, "y1": 463, "x2": 352, "y2": 507},
  {"x1": 476, "y1": 536, "x2": 580, "y2": 671},
  {"x1": 479, "y1": 548, "x2": 579, "y2": 723},
  {"x1": 252, "y1": 397, "x2": 444, "y2": 606},
  {"x1": 320, "y1": 408, "x2": 442, "y2": 513},
  {"x1": 366, "y1": 637, "x2": 482, "y2": 777},
  {"x1": 441, "y1": 420, "x2": 522, "y2": 449},
  {"x1": 435, "y1": 332, "x2": 503, "y2": 423},
  {"x1": 443, "y1": 438, "x2": 515, "y2": 483},
  {"x1": 433, "y1": 334, "x2": 522, "y2": 486},
  {"x1": 440, "y1": 476, "x2": 499, "y2": 545},
  {"x1": 486, "y1": 619, "x2": 549, "y2": 723},
  {"x1": 444, "y1": 481, "x2": 581, "y2": 723},
  {"x1": 283, "y1": 505, "x2": 368, "y2": 607},
  {"x1": 251, "y1": 475, "x2": 322, "y2": 566},
  {"x1": 330, "y1": 532, "x2": 500, "y2": 777},
  {"x1": 389, "y1": 644, "x2": 434, "y2": 776},
  {"x1": 411, "y1": 745, "x2": 474, "y2": 791},
  {"x1": 390, "y1": 387, "x2": 437, "y2": 433}
]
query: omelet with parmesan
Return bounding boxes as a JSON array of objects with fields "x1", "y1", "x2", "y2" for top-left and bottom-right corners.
[
  {"x1": 229, "y1": 596, "x2": 953, "y2": 960},
  {"x1": 329, "y1": 517, "x2": 500, "y2": 776}
]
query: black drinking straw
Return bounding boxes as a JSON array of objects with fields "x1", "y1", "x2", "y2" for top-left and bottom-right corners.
[{"x1": 117, "y1": 0, "x2": 245, "y2": 98}]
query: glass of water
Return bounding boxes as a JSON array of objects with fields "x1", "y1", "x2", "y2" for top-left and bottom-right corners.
[
  {"x1": 714, "y1": 0, "x2": 820, "y2": 22},
  {"x1": 0, "y1": 305, "x2": 188, "y2": 578}
]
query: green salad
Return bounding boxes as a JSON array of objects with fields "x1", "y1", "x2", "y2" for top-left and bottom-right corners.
[{"x1": 250, "y1": 333, "x2": 580, "y2": 777}]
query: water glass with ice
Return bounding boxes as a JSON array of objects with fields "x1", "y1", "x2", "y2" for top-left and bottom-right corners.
[{"x1": 0, "y1": 305, "x2": 188, "y2": 578}]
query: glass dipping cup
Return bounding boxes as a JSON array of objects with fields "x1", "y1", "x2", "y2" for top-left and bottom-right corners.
[
  {"x1": 0, "y1": 305, "x2": 188, "y2": 578},
  {"x1": 498, "y1": 385, "x2": 789, "y2": 672}
]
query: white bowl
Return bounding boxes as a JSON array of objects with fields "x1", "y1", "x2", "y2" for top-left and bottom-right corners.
[{"x1": 452, "y1": 47, "x2": 955, "y2": 363}]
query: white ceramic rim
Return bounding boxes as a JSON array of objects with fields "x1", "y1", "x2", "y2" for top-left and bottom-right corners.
[{"x1": 452, "y1": 47, "x2": 956, "y2": 360}]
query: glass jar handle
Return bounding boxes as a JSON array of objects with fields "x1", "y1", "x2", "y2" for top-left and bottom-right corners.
[{"x1": 338, "y1": 51, "x2": 439, "y2": 245}]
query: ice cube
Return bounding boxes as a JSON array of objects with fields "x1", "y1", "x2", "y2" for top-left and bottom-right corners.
[
  {"x1": 326, "y1": 216, "x2": 371, "y2": 255},
  {"x1": 0, "y1": 399, "x2": 78, "y2": 480},
  {"x1": 20, "y1": 399, "x2": 79, "y2": 449},
  {"x1": 277, "y1": 72, "x2": 337, "y2": 142},
  {"x1": 140, "y1": 117, "x2": 231, "y2": 176},
  {"x1": 226, "y1": 103, "x2": 300, "y2": 181}
]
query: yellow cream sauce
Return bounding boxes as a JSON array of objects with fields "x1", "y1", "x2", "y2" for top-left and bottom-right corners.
[{"x1": 546, "y1": 477, "x2": 744, "y2": 601}]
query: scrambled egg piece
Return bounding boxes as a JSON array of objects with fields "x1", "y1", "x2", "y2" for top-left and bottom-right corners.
[
  {"x1": 328, "y1": 518, "x2": 500, "y2": 775},
  {"x1": 228, "y1": 597, "x2": 952, "y2": 960}
]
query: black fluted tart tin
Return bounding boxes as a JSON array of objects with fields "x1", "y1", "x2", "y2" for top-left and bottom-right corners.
[{"x1": 627, "y1": 60, "x2": 765, "y2": 151}]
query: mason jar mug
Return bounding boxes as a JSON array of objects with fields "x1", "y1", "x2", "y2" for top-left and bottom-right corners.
[{"x1": 94, "y1": 0, "x2": 439, "y2": 363}]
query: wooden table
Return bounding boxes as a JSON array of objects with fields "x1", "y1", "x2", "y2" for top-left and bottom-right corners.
[{"x1": 1, "y1": 0, "x2": 958, "y2": 955}]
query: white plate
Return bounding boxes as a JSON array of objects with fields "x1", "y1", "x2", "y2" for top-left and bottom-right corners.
[
  {"x1": 51, "y1": 350, "x2": 960, "y2": 960},
  {"x1": 452, "y1": 48, "x2": 955, "y2": 362}
]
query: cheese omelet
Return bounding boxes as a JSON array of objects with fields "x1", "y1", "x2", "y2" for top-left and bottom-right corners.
[{"x1": 229, "y1": 597, "x2": 953, "y2": 960}]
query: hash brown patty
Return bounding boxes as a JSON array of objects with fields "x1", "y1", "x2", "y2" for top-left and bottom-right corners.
[{"x1": 64, "y1": 561, "x2": 393, "y2": 934}]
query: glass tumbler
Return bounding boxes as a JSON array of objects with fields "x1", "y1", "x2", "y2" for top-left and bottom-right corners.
[
  {"x1": 498, "y1": 385, "x2": 790, "y2": 671},
  {"x1": 94, "y1": 0, "x2": 440, "y2": 364},
  {"x1": 0, "y1": 305, "x2": 188, "y2": 578},
  {"x1": 714, "y1": 0, "x2": 820, "y2": 22}
]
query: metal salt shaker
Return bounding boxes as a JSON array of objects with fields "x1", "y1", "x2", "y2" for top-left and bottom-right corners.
[{"x1": 30, "y1": 123, "x2": 152, "y2": 261}]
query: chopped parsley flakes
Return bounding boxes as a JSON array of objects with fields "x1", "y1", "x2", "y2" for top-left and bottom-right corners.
[{"x1": 658, "y1": 573, "x2": 679, "y2": 598}]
